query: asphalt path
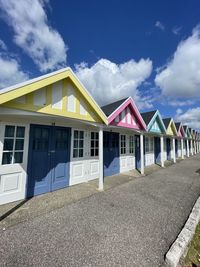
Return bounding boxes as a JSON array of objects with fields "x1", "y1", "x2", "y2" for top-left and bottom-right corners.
[{"x1": 1, "y1": 155, "x2": 200, "y2": 267}]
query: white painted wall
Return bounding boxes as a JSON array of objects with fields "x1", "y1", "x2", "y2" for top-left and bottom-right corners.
[{"x1": 0, "y1": 122, "x2": 29, "y2": 205}]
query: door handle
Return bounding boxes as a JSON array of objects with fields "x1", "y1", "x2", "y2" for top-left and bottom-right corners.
[{"x1": 49, "y1": 150, "x2": 55, "y2": 153}]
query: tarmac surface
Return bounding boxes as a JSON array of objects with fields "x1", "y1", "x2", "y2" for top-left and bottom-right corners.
[{"x1": 0, "y1": 155, "x2": 200, "y2": 267}]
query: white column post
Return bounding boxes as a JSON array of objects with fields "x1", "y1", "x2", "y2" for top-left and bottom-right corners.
[
  {"x1": 172, "y1": 137, "x2": 176, "y2": 163},
  {"x1": 98, "y1": 126, "x2": 104, "y2": 190},
  {"x1": 194, "y1": 141, "x2": 197, "y2": 154},
  {"x1": 140, "y1": 133, "x2": 144, "y2": 175},
  {"x1": 160, "y1": 135, "x2": 164, "y2": 167},
  {"x1": 186, "y1": 139, "x2": 189, "y2": 157},
  {"x1": 190, "y1": 140, "x2": 193, "y2": 155},
  {"x1": 181, "y1": 139, "x2": 184, "y2": 159}
]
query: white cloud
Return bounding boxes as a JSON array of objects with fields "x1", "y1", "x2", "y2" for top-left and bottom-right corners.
[
  {"x1": 75, "y1": 58, "x2": 153, "y2": 108},
  {"x1": 172, "y1": 26, "x2": 182, "y2": 35},
  {"x1": 155, "y1": 26, "x2": 200, "y2": 98},
  {"x1": 0, "y1": 39, "x2": 7, "y2": 50},
  {"x1": 175, "y1": 107, "x2": 200, "y2": 129},
  {"x1": 176, "y1": 108, "x2": 183, "y2": 115},
  {"x1": 155, "y1": 21, "x2": 165, "y2": 31},
  {"x1": 0, "y1": 56, "x2": 28, "y2": 89},
  {"x1": 169, "y1": 99, "x2": 195, "y2": 107},
  {"x1": 0, "y1": 0, "x2": 67, "y2": 72}
]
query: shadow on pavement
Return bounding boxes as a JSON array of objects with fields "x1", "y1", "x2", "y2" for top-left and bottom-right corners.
[{"x1": 0, "y1": 198, "x2": 31, "y2": 222}]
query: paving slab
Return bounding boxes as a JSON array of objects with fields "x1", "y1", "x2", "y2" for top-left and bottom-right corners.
[{"x1": 0, "y1": 154, "x2": 200, "y2": 267}]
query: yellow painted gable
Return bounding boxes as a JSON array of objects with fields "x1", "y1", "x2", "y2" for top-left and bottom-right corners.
[
  {"x1": 166, "y1": 120, "x2": 178, "y2": 136},
  {"x1": 0, "y1": 69, "x2": 107, "y2": 124}
]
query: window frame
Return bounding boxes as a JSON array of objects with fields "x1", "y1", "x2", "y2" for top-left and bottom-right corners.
[
  {"x1": 72, "y1": 129, "x2": 85, "y2": 159},
  {"x1": 0, "y1": 123, "x2": 27, "y2": 166},
  {"x1": 120, "y1": 134, "x2": 126, "y2": 155},
  {"x1": 145, "y1": 136, "x2": 154, "y2": 154},
  {"x1": 90, "y1": 131, "x2": 99, "y2": 157},
  {"x1": 129, "y1": 135, "x2": 135, "y2": 154}
]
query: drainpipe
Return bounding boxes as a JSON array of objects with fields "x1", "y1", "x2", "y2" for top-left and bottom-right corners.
[
  {"x1": 186, "y1": 139, "x2": 189, "y2": 157},
  {"x1": 160, "y1": 135, "x2": 164, "y2": 167},
  {"x1": 98, "y1": 126, "x2": 104, "y2": 190},
  {"x1": 181, "y1": 139, "x2": 184, "y2": 159},
  {"x1": 172, "y1": 137, "x2": 176, "y2": 163},
  {"x1": 140, "y1": 133, "x2": 144, "y2": 175}
]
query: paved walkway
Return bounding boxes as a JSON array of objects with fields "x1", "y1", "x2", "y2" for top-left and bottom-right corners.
[{"x1": 1, "y1": 155, "x2": 200, "y2": 267}]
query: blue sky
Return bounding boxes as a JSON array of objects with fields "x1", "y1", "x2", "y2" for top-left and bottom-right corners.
[{"x1": 0, "y1": 0, "x2": 200, "y2": 128}]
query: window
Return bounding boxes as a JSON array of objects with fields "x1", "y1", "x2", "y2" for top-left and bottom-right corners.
[
  {"x1": 112, "y1": 134, "x2": 119, "y2": 148},
  {"x1": 145, "y1": 137, "x2": 154, "y2": 153},
  {"x1": 129, "y1": 136, "x2": 134, "y2": 154},
  {"x1": 91, "y1": 132, "x2": 99, "y2": 157},
  {"x1": 150, "y1": 137, "x2": 154, "y2": 152},
  {"x1": 56, "y1": 129, "x2": 68, "y2": 150},
  {"x1": 120, "y1": 135, "x2": 126, "y2": 154},
  {"x1": 2, "y1": 125, "x2": 25, "y2": 165},
  {"x1": 145, "y1": 137, "x2": 149, "y2": 153},
  {"x1": 73, "y1": 130, "x2": 84, "y2": 158},
  {"x1": 178, "y1": 140, "x2": 181, "y2": 149}
]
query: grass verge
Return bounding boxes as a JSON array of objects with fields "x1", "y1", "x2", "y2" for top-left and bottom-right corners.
[{"x1": 182, "y1": 222, "x2": 200, "y2": 267}]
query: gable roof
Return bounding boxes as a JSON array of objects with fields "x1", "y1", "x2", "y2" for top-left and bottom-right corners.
[
  {"x1": 163, "y1": 118, "x2": 171, "y2": 129},
  {"x1": 163, "y1": 118, "x2": 178, "y2": 136},
  {"x1": 175, "y1": 122, "x2": 185, "y2": 137},
  {"x1": 0, "y1": 67, "x2": 107, "y2": 124},
  {"x1": 141, "y1": 110, "x2": 157, "y2": 125},
  {"x1": 141, "y1": 110, "x2": 166, "y2": 133},
  {"x1": 101, "y1": 98, "x2": 128, "y2": 117},
  {"x1": 183, "y1": 125, "x2": 191, "y2": 138},
  {"x1": 175, "y1": 122, "x2": 181, "y2": 132},
  {"x1": 101, "y1": 97, "x2": 146, "y2": 130}
]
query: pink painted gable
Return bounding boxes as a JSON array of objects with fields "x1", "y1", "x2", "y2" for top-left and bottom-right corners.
[
  {"x1": 179, "y1": 126, "x2": 185, "y2": 138},
  {"x1": 108, "y1": 98, "x2": 146, "y2": 130}
]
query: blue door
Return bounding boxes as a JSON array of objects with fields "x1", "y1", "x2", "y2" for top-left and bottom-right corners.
[
  {"x1": 27, "y1": 125, "x2": 71, "y2": 197},
  {"x1": 103, "y1": 132, "x2": 119, "y2": 177},
  {"x1": 166, "y1": 138, "x2": 171, "y2": 160},
  {"x1": 135, "y1": 135, "x2": 141, "y2": 170},
  {"x1": 154, "y1": 137, "x2": 161, "y2": 164},
  {"x1": 175, "y1": 139, "x2": 178, "y2": 157}
]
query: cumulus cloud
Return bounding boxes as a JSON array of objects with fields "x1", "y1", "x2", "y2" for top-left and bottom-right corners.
[
  {"x1": 0, "y1": 39, "x2": 7, "y2": 50},
  {"x1": 0, "y1": 0, "x2": 67, "y2": 72},
  {"x1": 175, "y1": 107, "x2": 200, "y2": 129},
  {"x1": 0, "y1": 57, "x2": 28, "y2": 89},
  {"x1": 155, "y1": 21, "x2": 165, "y2": 31},
  {"x1": 169, "y1": 99, "x2": 195, "y2": 107},
  {"x1": 176, "y1": 108, "x2": 183, "y2": 115},
  {"x1": 155, "y1": 26, "x2": 200, "y2": 98},
  {"x1": 0, "y1": 39, "x2": 28, "y2": 89},
  {"x1": 75, "y1": 58, "x2": 153, "y2": 108}
]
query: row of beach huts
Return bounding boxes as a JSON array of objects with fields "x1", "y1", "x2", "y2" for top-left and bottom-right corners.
[{"x1": 0, "y1": 68, "x2": 199, "y2": 205}]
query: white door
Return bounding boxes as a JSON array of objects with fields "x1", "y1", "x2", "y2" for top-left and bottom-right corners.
[
  {"x1": 0, "y1": 122, "x2": 29, "y2": 205},
  {"x1": 127, "y1": 135, "x2": 135, "y2": 170},
  {"x1": 145, "y1": 136, "x2": 155, "y2": 166},
  {"x1": 120, "y1": 134, "x2": 135, "y2": 173},
  {"x1": 120, "y1": 134, "x2": 129, "y2": 173},
  {"x1": 70, "y1": 129, "x2": 100, "y2": 185}
]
